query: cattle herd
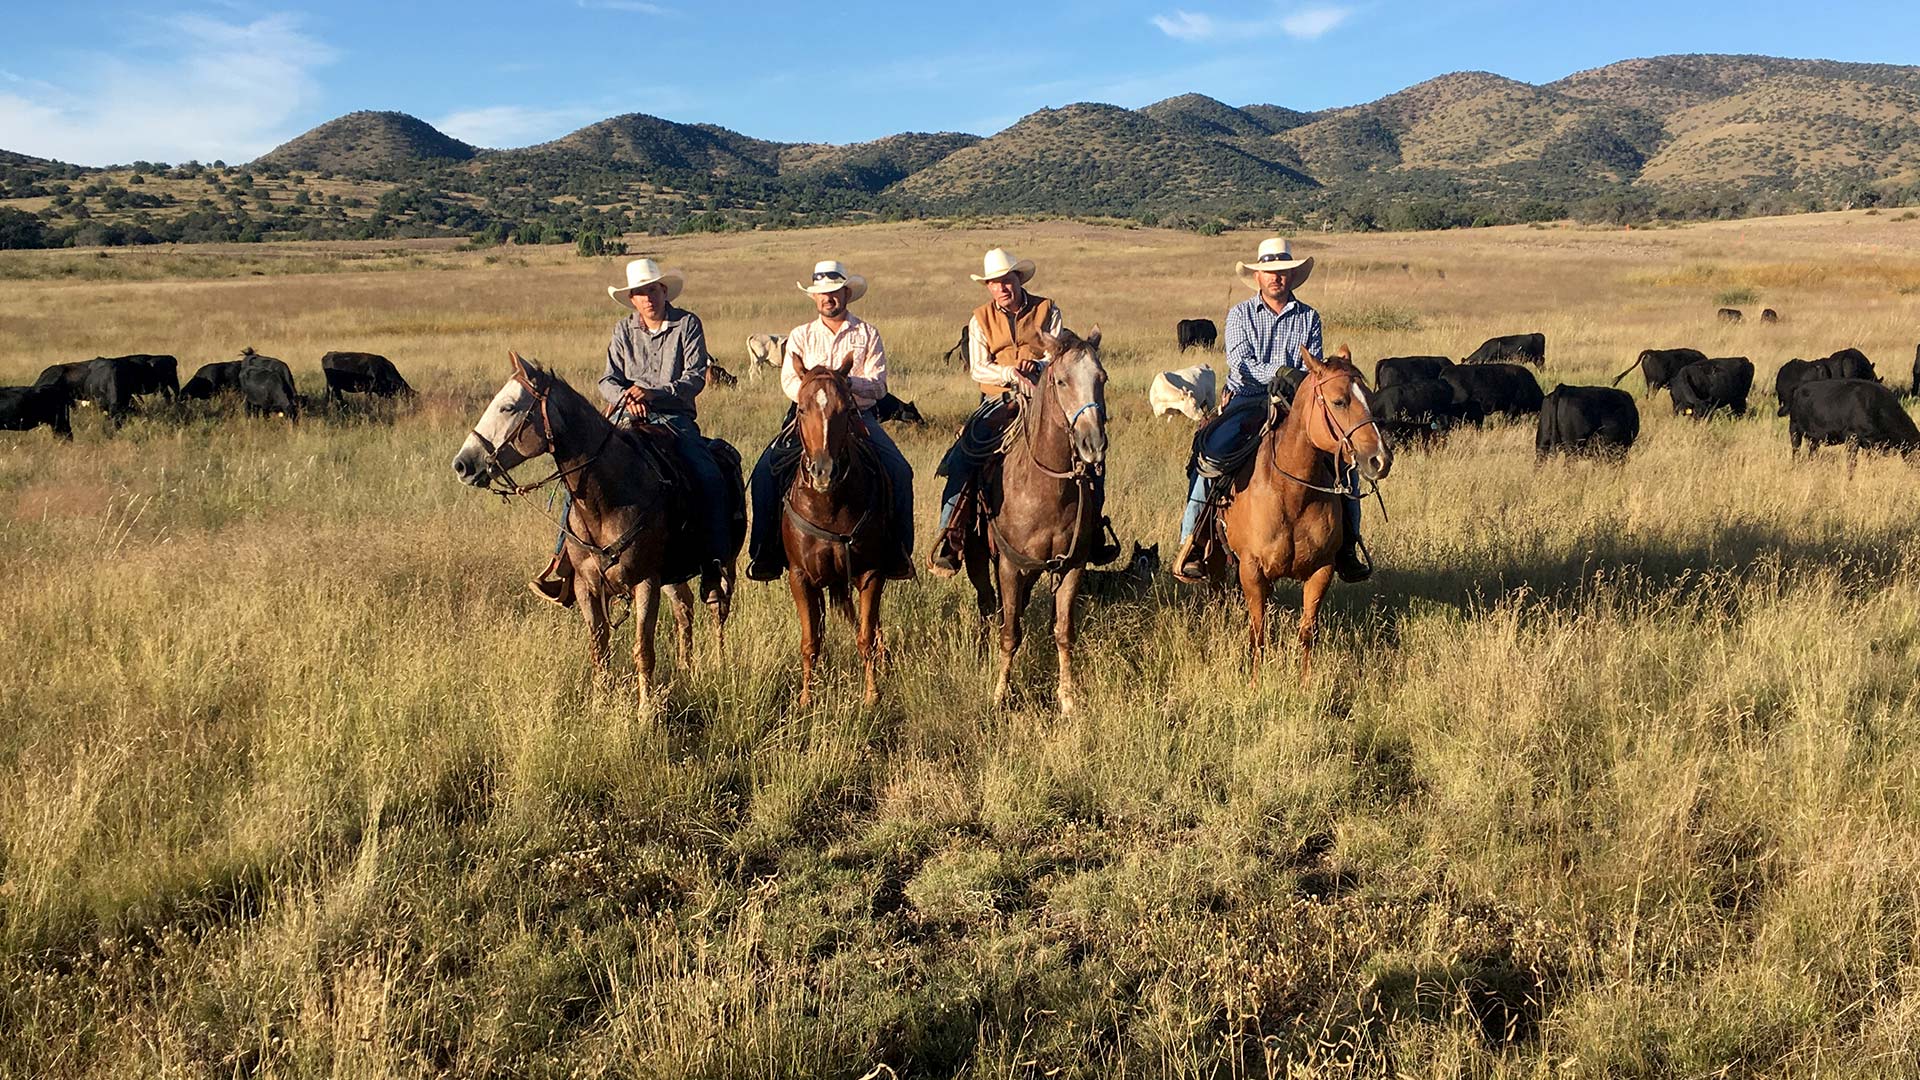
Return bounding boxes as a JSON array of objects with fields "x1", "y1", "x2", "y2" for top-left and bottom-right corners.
[
  {"x1": 0, "y1": 348, "x2": 416, "y2": 437},
  {"x1": 1151, "y1": 326, "x2": 1920, "y2": 462}
]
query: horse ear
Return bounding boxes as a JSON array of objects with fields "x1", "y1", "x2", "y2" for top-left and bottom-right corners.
[
  {"x1": 1084, "y1": 325, "x2": 1102, "y2": 351},
  {"x1": 509, "y1": 350, "x2": 526, "y2": 376},
  {"x1": 1332, "y1": 344, "x2": 1352, "y2": 366},
  {"x1": 787, "y1": 349, "x2": 806, "y2": 381},
  {"x1": 834, "y1": 351, "x2": 855, "y2": 378},
  {"x1": 1300, "y1": 345, "x2": 1327, "y2": 373}
]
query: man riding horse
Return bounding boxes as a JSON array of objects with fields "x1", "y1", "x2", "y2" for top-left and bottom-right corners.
[
  {"x1": 1172, "y1": 237, "x2": 1371, "y2": 584},
  {"x1": 746, "y1": 260, "x2": 916, "y2": 582},
  {"x1": 530, "y1": 258, "x2": 734, "y2": 607},
  {"x1": 928, "y1": 247, "x2": 1118, "y2": 576}
]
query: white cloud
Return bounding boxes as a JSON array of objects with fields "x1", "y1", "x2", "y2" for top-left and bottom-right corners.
[
  {"x1": 0, "y1": 13, "x2": 336, "y2": 165},
  {"x1": 1281, "y1": 6, "x2": 1352, "y2": 39},
  {"x1": 432, "y1": 104, "x2": 610, "y2": 149},
  {"x1": 1149, "y1": 3, "x2": 1353, "y2": 43}
]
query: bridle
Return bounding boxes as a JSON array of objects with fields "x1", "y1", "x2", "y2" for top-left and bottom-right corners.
[
  {"x1": 1020, "y1": 352, "x2": 1106, "y2": 482},
  {"x1": 468, "y1": 365, "x2": 614, "y2": 499},
  {"x1": 993, "y1": 349, "x2": 1107, "y2": 576},
  {"x1": 1270, "y1": 367, "x2": 1386, "y2": 499},
  {"x1": 783, "y1": 372, "x2": 882, "y2": 574}
]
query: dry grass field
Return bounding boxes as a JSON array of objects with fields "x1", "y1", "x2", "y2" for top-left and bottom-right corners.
[{"x1": 4, "y1": 211, "x2": 1920, "y2": 1078}]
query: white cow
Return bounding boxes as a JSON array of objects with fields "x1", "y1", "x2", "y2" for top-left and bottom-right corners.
[
  {"x1": 1149, "y1": 363, "x2": 1218, "y2": 421},
  {"x1": 744, "y1": 333, "x2": 788, "y2": 381}
]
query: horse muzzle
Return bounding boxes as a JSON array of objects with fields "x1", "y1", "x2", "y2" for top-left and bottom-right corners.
[
  {"x1": 804, "y1": 455, "x2": 835, "y2": 493},
  {"x1": 451, "y1": 434, "x2": 504, "y2": 487},
  {"x1": 1358, "y1": 443, "x2": 1393, "y2": 482}
]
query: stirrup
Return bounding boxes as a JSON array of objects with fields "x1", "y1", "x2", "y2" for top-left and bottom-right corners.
[
  {"x1": 1170, "y1": 534, "x2": 1208, "y2": 584},
  {"x1": 528, "y1": 558, "x2": 574, "y2": 607},
  {"x1": 927, "y1": 542, "x2": 961, "y2": 579},
  {"x1": 745, "y1": 559, "x2": 783, "y2": 583}
]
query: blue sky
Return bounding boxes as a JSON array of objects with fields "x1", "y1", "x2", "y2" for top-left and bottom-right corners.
[{"x1": 3, "y1": 1, "x2": 1917, "y2": 166}]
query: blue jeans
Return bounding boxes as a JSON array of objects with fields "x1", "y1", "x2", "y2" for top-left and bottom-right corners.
[
  {"x1": 936, "y1": 395, "x2": 1016, "y2": 537},
  {"x1": 750, "y1": 408, "x2": 913, "y2": 569},
  {"x1": 553, "y1": 413, "x2": 729, "y2": 569}
]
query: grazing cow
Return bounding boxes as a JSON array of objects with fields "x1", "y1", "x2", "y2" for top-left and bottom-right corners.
[
  {"x1": 1774, "y1": 351, "x2": 1877, "y2": 415},
  {"x1": 940, "y1": 325, "x2": 969, "y2": 366},
  {"x1": 104, "y1": 354, "x2": 179, "y2": 400},
  {"x1": 1761, "y1": 308, "x2": 1780, "y2": 324},
  {"x1": 0, "y1": 383, "x2": 72, "y2": 439},
  {"x1": 180, "y1": 360, "x2": 245, "y2": 400},
  {"x1": 1372, "y1": 376, "x2": 1484, "y2": 444},
  {"x1": 1374, "y1": 355, "x2": 1453, "y2": 389},
  {"x1": 706, "y1": 362, "x2": 738, "y2": 388},
  {"x1": 1786, "y1": 379, "x2": 1920, "y2": 457},
  {"x1": 320, "y1": 351, "x2": 414, "y2": 402},
  {"x1": 872, "y1": 392, "x2": 924, "y2": 426},
  {"x1": 1149, "y1": 363, "x2": 1218, "y2": 421},
  {"x1": 1611, "y1": 347, "x2": 1708, "y2": 396},
  {"x1": 1822, "y1": 347, "x2": 1877, "y2": 381},
  {"x1": 34, "y1": 358, "x2": 139, "y2": 421},
  {"x1": 236, "y1": 348, "x2": 298, "y2": 419},
  {"x1": 1536, "y1": 385, "x2": 1638, "y2": 458},
  {"x1": 744, "y1": 333, "x2": 788, "y2": 378},
  {"x1": 1669, "y1": 357, "x2": 1753, "y2": 418},
  {"x1": 1442, "y1": 362, "x2": 1544, "y2": 419},
  {"x1": 1717, "y1": 308, "x2": 1743, "y2": 323},
  {"x1": 1175, "y1": 318, "x2": 1218, "y2": 352},
  {"x1": 1463, "y1": 333, "x2": 1545, "y2": 367}
]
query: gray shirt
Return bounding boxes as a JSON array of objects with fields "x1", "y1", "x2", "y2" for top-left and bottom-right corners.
[{"x1": 597, "y1": 306, "x2": 709, "y2": 416}]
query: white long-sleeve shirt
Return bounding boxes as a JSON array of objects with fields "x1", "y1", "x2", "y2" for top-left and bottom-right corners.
[{"x1": 781, "y1": 313, "x2": 888, "y2": 410}]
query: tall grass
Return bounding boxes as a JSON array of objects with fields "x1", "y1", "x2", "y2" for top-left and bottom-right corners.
[{"x1": 4, "y1": 212, "x2": 1920, "y2": 1077}]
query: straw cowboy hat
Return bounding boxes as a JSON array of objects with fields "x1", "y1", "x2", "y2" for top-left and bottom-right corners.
[
  {"x1": 1235, "y1": 237, "x2": 1313, "y2": 289},
  {"x1": 970, "y1": 247, "x2": 1035, "y2": 286},
  {"x1": 797, "y1": 259, "x2": 867, "y2": 302},
  {"x1": 608, "y1": 258, "x2": 684, "y2": 308}
]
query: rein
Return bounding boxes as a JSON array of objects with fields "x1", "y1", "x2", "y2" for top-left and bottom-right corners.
[
  {"x1": 1269, "y1": 368, "x2": 1383, "y2": 500},
  {"x1": 994, "y1": 365, "x2": 1103, "y2": 575}
]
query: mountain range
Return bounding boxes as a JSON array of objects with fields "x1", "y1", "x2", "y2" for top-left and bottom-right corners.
[{"x1": 4, "y1": 53, "x2": 1919, "y2": 246}]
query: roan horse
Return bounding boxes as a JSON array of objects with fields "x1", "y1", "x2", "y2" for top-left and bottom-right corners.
[
  {"x1": 962, "y1": 328, "x2": 1109, "y2": 713},
  {"x1": 1216, "y1": 345, "x2": 1391, "y2": 680},
  {"x1": 781, "y1": 352, "x2": 907, "y2": 705},
  {"x1": 452, "y1": 353, "x2": 737, "y2": 702}
]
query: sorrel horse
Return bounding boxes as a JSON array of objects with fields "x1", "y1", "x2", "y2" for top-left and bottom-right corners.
[
  {"x1": 1218, "y1": 345, "x2": 1392, "y2": 680},
  {"x1": 962, "y1": 328, "x2": 1108, "y2": 713},
  {"x1": 782, "y1": 353, "x2": 904, "y2": 705},
  {"x1": 452, "y1": 353, "x2": 735, "y2": 701}
]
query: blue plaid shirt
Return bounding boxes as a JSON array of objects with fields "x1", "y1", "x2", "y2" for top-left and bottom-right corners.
[{"x1": 1223, "y1": 295, "x2": 1323, "y2": 397}]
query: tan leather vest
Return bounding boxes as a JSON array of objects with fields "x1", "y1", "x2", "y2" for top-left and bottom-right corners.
[{"x1": 972, "y1": 295, "x2": 1054, "y2": 397}]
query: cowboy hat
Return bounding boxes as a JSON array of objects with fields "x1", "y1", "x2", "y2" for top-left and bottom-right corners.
[
  {"x1": 970, "y1": 247, "x2": 1035, "y2": 285},
  {"x1": 1235, "y1": 237, "x2": 1313, "y2": 290},
  {"x1": 608, "y1": 258, "x2": 684, "y2": 308},
  {"x1": 797, "y1": 259, "x2": 867, "y2": 302}
]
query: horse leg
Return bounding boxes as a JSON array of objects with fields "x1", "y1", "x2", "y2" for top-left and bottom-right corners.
[
  {"x1": 790, "y1": 573, "x2": 823, "y2": 707},
  {"x1": 1053, "y1": 567, "x2": 1084, "y2": 716},
  {"x1": 665, "y1": 581, "x2": 696, "y2": 666},
  {"x1": 855, "y1": 579, "x2": 885, "y2": 706},
  {"x1": 994, "y1": 561, "x2": 1038, "y2": 708},
  {"x1": 1297, "y1": 564, "x2": 1336, "y2": 683},
  {"x1": 1238, "y1": 560, "x2": 1271, "y2": 686},
  {"x1": 631, "y1": 577, "x2": 662, "y2": 705},
  {"x1": 579, "y1": 576, "x2": 612, "y2": 680}
]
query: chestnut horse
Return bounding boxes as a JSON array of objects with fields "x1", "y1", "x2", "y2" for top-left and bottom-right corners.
[
  {"x1": 452, "y1": 353, "x2": 735, "y2": 702},
  {"x1": 1217, "y1": 345, "x2": 1392, "y2": 680},
  {"x1": 962, "y1": 328, "x2": 1108, "y2": 713},
  {"x1": 781, "y1": 353, "x2": 902, "y2": 705}
]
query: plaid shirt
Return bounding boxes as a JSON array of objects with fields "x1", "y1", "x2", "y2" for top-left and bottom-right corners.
[{"x1": 1223, "y1": 295, "x2": 1323, "y2": 398}]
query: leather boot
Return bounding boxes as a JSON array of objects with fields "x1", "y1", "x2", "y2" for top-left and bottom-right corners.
[
  {"x1": 1334, "y1": 535, "x2": 1373, "y2": 583},
  {"x1": 699, "y1": 560, "x2": 726, "y2": 605},
  {"x1": 1171, "y1": 534, "x2": 1208, "y2": 584},
  {"x1": 1089, "y1": 517, "x2": 1122, "y2": 565},
  {"x1": 528, "y1": 553, "x2": 576, "y2": 607}
]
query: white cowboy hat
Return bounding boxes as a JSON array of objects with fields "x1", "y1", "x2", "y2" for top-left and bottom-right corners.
[
  {"x1": 797, "y1": 259, "x2": 867, "y2": 302},
  {"x1": 970, "y1": 247, "x2": 1036, "y2": 285},
  {"x1": 608, "y1": 258, "x2": 684, "y2": 308},
  {"x1": 1236, "y1": 237, "x2": 1313, "y2": 289}
]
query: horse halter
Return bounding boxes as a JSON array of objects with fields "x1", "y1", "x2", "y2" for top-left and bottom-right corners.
[
  {"x1": 1025, "y1": 356, "x2": 1106, "y2": 481},
  {"x1": 470, "y1": 365, "x2": 608, "y2": 498}
]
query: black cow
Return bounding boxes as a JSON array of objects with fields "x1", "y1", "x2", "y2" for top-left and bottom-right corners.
[
  {"x1": 1611, "y1": 347, "x2": 1707, "y2": 396},
  {"x1": 1774, "y1": 351, "x2": 1878, "y2": 416},
  {"x1": 873, "y1": 393, "x2": 924, "y2": 426},
  {"x1": 0, "y1": 383, "x2": 72, "y2": 439},
  {"x1": 1669, "y1": 357, "x2": 1753, "y2": 418},
  {"x1": 941, "y1": 325, "x2": 970, "y2": 366},
  {"x1": 237, "y1": 349, "x2": 298, "y2": 419},
  {"x1": 1442, "y1": 363, "x2": 1544, "y2": 419},
  {"x1": 34, "y1": 356, "x2": 170, "y2": 418},
  {"x1": 1786, "y1": 379, "x2": 1920, "y2": 457},
  {"x1": 1463, "y1": 333, "x2": 1545, "y2": 367},
  {"x1": 320, "y1": 351, "x2": 414, "y2": 402},
  {"x1": 1371, "y1": 377, "x2": 1484, "y2": 445},
  {"x1": 1536, "y1": 385, "x2": 1638, "y2": 458},
  {"x1": 111, "y1": 354, "x2": 179, "y2": 399},
  {"x1": 1375, "y1": 355, "x2": 1453, "y2": 389},
  {"x1": 1761, "y1": 308, "x2": 1780, "y2": 324},
  {"x1": 1717, "y1": 308, "x2": 1743, "y2": 323},
  {"x1": 1176, "y1": 318, "x2": 1218, "y2": 351},
  {"x1": 180, "y1": 360, "x2": 245, "y2": 400}
]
